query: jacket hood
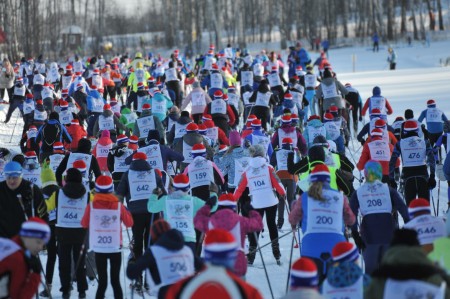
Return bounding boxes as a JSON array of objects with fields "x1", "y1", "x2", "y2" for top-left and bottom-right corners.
[
  {"x1": 121, "y1": 107, "x2": 131, "y2": 114},
  {"x1": 178, "y1": 115, "x2": 192, "y2": 125},
  {"x1": 94, "y1": 192, "x2": 118, "y2": 203},
  {"x1": 130, "y1": 160, "x2": 151, "y2": 171},
  {"x1": 102, "y1": 110, "x2": 114, "y2": 117},
  {"x1": 248, "y1": 156, "x2": 267, "y2": 168},
  {"x1": 62, "y1": 182, "x2": 87, "y2": 198},
  {"x1": 308, "y1": 119, "x2": 323, "y2": 128},
  {"x1": 210, "y1": 209, "x2": 239, "y2": 230},
  {"x1": 101, "y1": 130, "x2": 110, "y2": 138},
  {"x1": 155, "y1": 229, "x2": 185, "y2": 251},
  {"x1": 140, "y1": 110, "x2": 152, "y2": 117}
]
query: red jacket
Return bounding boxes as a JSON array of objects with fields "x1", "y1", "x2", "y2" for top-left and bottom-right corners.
[
  {"x1": 0, "y1": 236, "x2": 41, "y2": 299},
  {"x1": 93, "y1": 131, "x2": 113, "y2": 172},
  {"x1": 203, "y1": 104, "x2": 236, "y2": 126},
  {"x1": 81, "y1": 193, "x2": 133, "y2": 246},
  {"x1": 65, "y1": 123, "x2": 87, "y2": 151},
  {"x1": 361, "y1": 97, "x2": 394, "y2": 116},
  {"x1": 357, "y1": 136, "x2": 400, "y2": 175}
]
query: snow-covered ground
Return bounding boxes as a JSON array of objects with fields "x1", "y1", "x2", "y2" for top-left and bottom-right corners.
[{"x1": 1, "y1": 40, "x2": 449, "y2": 298}]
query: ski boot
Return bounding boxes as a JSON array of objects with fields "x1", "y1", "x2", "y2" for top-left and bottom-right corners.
[
  {"x1": 272, "y1": 243, "x2": 281, "y2": 265},
  {"x1": 39, "y1": 284, "x2": 51, "y2": 297},
  {"x1": 247, "y1": 246, "x2": 256, "y2": 265}
]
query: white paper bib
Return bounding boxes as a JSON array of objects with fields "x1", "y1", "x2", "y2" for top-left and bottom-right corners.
[
  {"x1": 56, "y1": 190, "x2": 87, "y2": 228},
  {"x1": 89, "y1": 203, "x2": 121, "y2": 253},
  {"x1": 305, "y1": 189, "x2": 343, "y2": 235}
]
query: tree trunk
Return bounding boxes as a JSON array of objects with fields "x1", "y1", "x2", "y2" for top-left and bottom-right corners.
[
  {"x1": 411, "y1": 0, "x2": 419, "y2": 40},
  {"x1": 342, "y1": 0, "x2": 348, "y2": 38},
  {"x1": 400, "y1": 0, "x2": 407, "y2": 34},
  {"x1": 424, "y1": 0, "x2": 435, "y2": 30},
  {"x1": 386, "y1": 0, "x2": 395, "y2": 40},
  {"x1": 436, "y1": 0, "x2": 444, "y2": 30}
]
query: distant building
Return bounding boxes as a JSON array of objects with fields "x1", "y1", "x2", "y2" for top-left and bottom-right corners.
[{"x1": 61, "y1": 26, "x2": 83, "y2": 50}]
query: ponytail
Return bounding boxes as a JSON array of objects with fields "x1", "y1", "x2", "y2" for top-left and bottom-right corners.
[{"x1": 308, "y1": 181, "x2": 326, "y2": 202}]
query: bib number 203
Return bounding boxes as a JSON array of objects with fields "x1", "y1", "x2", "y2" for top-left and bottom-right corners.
[{"x1": 97, "y1": 236, "x2": 112, "y2": 244}]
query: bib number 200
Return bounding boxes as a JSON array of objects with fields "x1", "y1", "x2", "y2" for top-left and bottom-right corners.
[{"x1": 316, "y1": 216, "x2": 333, "y2": 225}]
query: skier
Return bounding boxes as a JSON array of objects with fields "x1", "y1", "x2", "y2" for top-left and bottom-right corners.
[
  {"x1": 0, "y1": 217, "x2": 51, "y2": 299},
  {"x1": 403, "y1": 198, "x2": 446, "y2": 253},
  {"x1": 387, "y1": 46, "x2": 397, "y2": 70},
  {"x1": 107, "y1": 134, "x2": 134, "y2": 190},
  {"x1": 81, "y1": 175, "x2": 134, "y2": 299},
  {"x1": 234, "y1": 144, "x2": 286, "y2": 265},
  {"x1": 133, "y1": 103, "x2": 165, "y2": 142},
  {"x1": 22, "y1": 151, "x2": 42, "y2": 188},
  {"x1": 4, "y1": 77, "x2": 29, "y2": 124},
  {"x1": 315, "y1": 68, "x2": 348, "y2": 116},
  {"x1": 45, "y1": 167, "x2": 90, "y2": 298},
  {"x1": 165, "y1": 229, "x2": 263, "y2": 298},
  {"x1": 65, "y1": 119, "x2": 87, "y2": 151},
  {"x1": 46, "y1": 142, "x2": 66, "y2": 174},
  {"x1": 183, "y1": 143, "x2": 225, "y2": 201},
  {"x1": 361, "y1": 86, "x2": 393, "y2": 119},
  {"x1": 243, "y1": 118, "x2": 273, "y2": 158},
  {"x1": 270, "y1": 137, "x2": 301, "y2": 229},
  {"x1": 92, "y1": 129, "x2": 113, "y2": 173},
  {"x1": 147, "y1": 174, "x2": 205, "y2": 252},
  {"x1": 303, "y1": 115, "x2": 329, "y2": 149},
  {"x1": 163, "y1": 61, "x2": 182, "y2": 107},
  {"x1": 149, "y1": 88, "x2": 173, "y2": 122},
  {"x1": 127, "y1": 219, "x2": 202, "y2": 298},
  {"x1": 350, "y1": 161, "x2": 409, "y2": 274},
  {"x1": 93, "y1": 103, "x2": 128, "y2": 141},
  {"x1": 344, "y1": 83, "x2": 363, "y2": 134},
  {"x1": 417, "y1": 99, "x2": 448, "y2": 146},
  {"x1": 195, "y1": 193, "x2": 263, "y2": 277},
  {"x1": 203, "y1": 90, "x2": 236, "y2": 135},
  {"x1": 389, "y1": 120, "x2": 436, "y2": 204},
  {"x1": 167, "y1": 110, "x2": 192, "y2": 145},
  {"x1": 247, "y1": 79, "x2": 277, "y2": 131},
  {"x1": 289, "y1": 164, "x2": 355, "y2": 281},
  {"x1": 357, "y1": 128, "x2": 399, "y2": 183}
]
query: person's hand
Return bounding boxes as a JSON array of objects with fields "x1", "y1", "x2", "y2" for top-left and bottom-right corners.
[
  {"x1": 205, "y1": 195, "x2": 217, "y2": 209},
  {"x1": 241, "y1": 202, "x2": 254, "y2": 215},
  {"x1": 389, "y1": 179, "x2": 398, "y2": 190},
  {"x1": 152, "y1": 187, "x2": 162, "y2": 196},
  {"x1": 428, "y1": 176, "x2": 437, "y2": 189},
  {"x1": 360, "y1": 139, "x2": 365, "y2": 146},
  {"x1": 351, "y1": 230, "x2": 366, "y2": 251},
  {"x1": 359, "y1": 116, "x2": 362, "y2": 122},
  {"x1": 26, "y1": 254, "x2": 41, "y2": 273}
]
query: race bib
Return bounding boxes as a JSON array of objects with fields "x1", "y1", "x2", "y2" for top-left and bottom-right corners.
[
  {"x1": 427, "y1": 108, "x2": 442, "y2": 123},
  {"x1": 98, "y1": 115, "x2": 114, "y2": 131},
  {"x1": 191, "y1": 91, "x2": 206, "y2": 107},
  {"x1": 138, "y1": 144, "x2": 164, "y2": 171},
  {"x1": 89, "y1": 203, "x2": 121, "y2": 253},
  {"x1": 383, "y1": 279, "x2": 445, "y2": 299},
  {"x1": 400, "y1": 137, "x2": 426, "y2": 167},
  {"x1": 267, "y1": 73, "x2": 281, "y2": 87},
  {"x1": 368, "y1": 140, "x2": 390, "y2": 161},
  {"x1": 56, "y1": 190, "x2": 87, "y2": 228},
  {"x1": 188, "y1": 158, "x2": 214, "y2": 188},
  {"x1": 96, "y1": 143, "x2": 112, "y2": 158},
  {"x1": 210, "y1": 73, "x2": 223, "y2": 89},
  {"x1": 356, "y1": 182, "x2": 392, "y2": 215},
  {"x1": 129, "y1": 169, "x2": 156, "y2": 201},
  {"x1": 322, "y1": 83, "x2": 338, "y2": 99},
  {"x1": 166, "y1": 199, "x2": 195, "y2": 239},
  {"x1": 276, "y1": 149, "x2": 290, "y2": 171},
  {"x1": 305, "y1": 189, "x2": 344, "y2": 235},
  {"x1": 211, "y1": 100, "x2": 227, "y2": 115},
  {"x1": 136, "y1": 116, "x2": 155, "y2": 138},
  {"x1": 241, "y1": 71, "x2": 253, "y2": 87}
]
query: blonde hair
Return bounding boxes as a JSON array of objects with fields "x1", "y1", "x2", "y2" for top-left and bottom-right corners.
[{"x1": 308, "y1": 181, "x2": 326, "y2": 202}]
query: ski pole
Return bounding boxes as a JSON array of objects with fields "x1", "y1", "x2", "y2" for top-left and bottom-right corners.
[
  {"x1": 253, "y1": 232, "x2": 274, "y2": 299},
  {"x1": 247, "y1": 230, "x2": 293, "y2": 255},
  {"x1": 285, "y1": 227, "x2": 296, "y2": 295},
  {"x1": 283, "y1": 196, "x2": 299, "y2": 248},
  {"x1": 430, "y1": 189, "x2": 437, "y2": 216},
  {"x1": 9, "y1": 111, "x2": 19, "y2": 143},
  {"x1": 437, "y1": 180, "x2": 441, "y2": 217}
]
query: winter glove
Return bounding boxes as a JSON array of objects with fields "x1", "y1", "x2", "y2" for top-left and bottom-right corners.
[
  {"x1": 205, "y1": 195, "x2": 217, "y2": 209},
  {"x1": 26, "y1": 253, "x2": 41, "y2": 273},
  {"x1": 351, "y1": 230, "x2": 366, "y2": 252},
  {"x1": 359, "y1": 116, "x2": 362, "y2": 122},
  {"x1": 389, "y1": 179, "x2": 398, "y2": 190},
  {"x1": 152, "y1": 187, "x2": 163, "y2": 196},
  {"x1": 428, "y1": 176, "x2": 437, "y2": 189},
  {"x1": 302, "y1": 98, "x2": 309, "y2": 107},
  {"x1": 241, "y1": 202, "x2": 254, "y2": 216},
  {"x1": 360, "y1": 139, "x2": 365, "y2": 146}
]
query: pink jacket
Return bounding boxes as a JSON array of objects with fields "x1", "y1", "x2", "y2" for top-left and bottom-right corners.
[
  {"x1": 194, "y1": 206, "x2": 263, "y2": 277},
  {"x1": 93, "y1": 130, "x2": 113, "y2": 172}
]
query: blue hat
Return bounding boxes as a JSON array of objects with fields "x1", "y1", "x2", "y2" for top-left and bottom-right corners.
[
  {"x1": 4, "y1": 161, "x2": 23, "y2": 177},
  {"x1": 372, "y1": 86, "x2": 381, "y2": 96}
]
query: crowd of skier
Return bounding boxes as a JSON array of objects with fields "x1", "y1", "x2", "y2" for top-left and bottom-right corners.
[{"x1": 0, "y1": 41, "x2": 449, "y2": 299}]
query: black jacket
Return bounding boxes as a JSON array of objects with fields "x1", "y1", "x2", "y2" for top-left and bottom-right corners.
[{"x1": 0, "y1": 179, "x2": 47, "y2": 238}]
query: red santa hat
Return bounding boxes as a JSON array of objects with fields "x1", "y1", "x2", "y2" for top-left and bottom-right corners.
[
  {"x1": 132, "y1": 152, "x2": 147, "y2": 161},
  {"x1": 290, "y1": 257, "x2": 319, "y2": 288},
  {"x1": 281, "y1": 115, "x2": 292, "y2": 123},
  {"x1": 19, "y1": 217, "x2": 51, "y2": 243},
  {"x1": 103, "y1": 104, "x2": 111, "y2": 111},
  {"x1": 427, "y1": 99, "x2": 436, "y2": 107},
  {"x1": 309, "y1": 164, "x2": 330, "y2": 183},
  {"x1": 192, "y1": 143, "x2": 206, "y2": 154},
  {"x1": 25, "y1": 151, "x2": 38, "y2": 159},
  {"x1": 332, "y1": 241, "x2": 359, "y2": 263},
  {"x1": 282, "y1": 137, "x2": 294, "y2": 145},
  {"x1": 218, "y1": 144, "x2": 228, "y2": 153},
  {"x1": 203, "y1": 229, "x2": 238, "y2": 262},
  {"x1": 323, "y1": 113, "x2": 334, "y2": 121},
  {"x1": 403, "y1": 120, "x2": 418, "y2": 132},
  {"x1": 202, "y1": 114, "x2": 213, "y2": 122},
  {"x1": 370, "y1": 108, "x2": 382, "y2": 116},
  {"x1": 53, "y1": 142, "x2": 64, "y2": 151},
  {"x1": 186, "y1": 123, "x2": 199, "y2": 132},
  {"x1": 72, "y1": 160, "x2": 87, "y2": 173},
  {"x1": 142, "y1": 103, "x2": 151, "y2": 110},
  {"x1": 213, "y1": 90, "x2": 223, "y2": 100},
  {"x1": 95, "y1": 175, "x2": 114, "y2": 193},
  {"x1": 284, "y1": 93, "x2": 293, "y2": 100},
  {"x1": 374, "y1": 119, "x2": 386, "y2": 128},
  {"x1": 408, "y1": 198, "x2": 431, "y2": 216},
  {"x1": 129, "y1": 135, "x2": 139, "y2": 144},
  {"x1": 173, "y1": 174, "x2": 190, "y2": 189},
  {"x1": 116, "y1": 134, "x2": 129, "y2": 144},
  {"x1": 218, "y1": 193, "x2": 237, "y2": 207},
  {"x1": 370, "y1": 128, "x2": 383, "y2": 137},
  {"x1": 71, "y1": 119, "x2": 79, "y2": 125}
]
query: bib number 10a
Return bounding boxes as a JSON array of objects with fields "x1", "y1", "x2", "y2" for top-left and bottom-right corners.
[
  {"x1": 253, "y1": 180, "x2": 266, "y2": 187},
  {"x1": 97, "y1": 236, "x2": 112, "y2": 244}
]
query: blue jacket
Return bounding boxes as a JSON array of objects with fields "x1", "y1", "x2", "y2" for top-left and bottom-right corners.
[
  {"x1": 418, "y1": 107, "x2": 448, "y2": 134},
  {"x1": 86, "y1": 90, "x2": 105, "y2": 112},
  {"x1": 244, "y1": 129, "x2": 273, "y2": 157}
]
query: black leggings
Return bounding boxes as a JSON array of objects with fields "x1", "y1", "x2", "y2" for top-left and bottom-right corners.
[
  {"x1": 248, "y1": 204, "x2": 278, "y2": 254},
  {"x1": 45, "y1": 225, "x2": 57, "y2": 284},
  {"x1": 404, "y1": 176, "x2": 429, "y2": 205},
  {"x1": 131, "y1": 212, "x2": 158, "y2": 260},
  {"x1": 95, "y1": 252, "x2": 123, "y2": 299}
]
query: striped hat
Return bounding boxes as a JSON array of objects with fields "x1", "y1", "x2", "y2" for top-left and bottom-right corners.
[
  {"x1": 71, "y1": 119, "x2": 79, "y2": 125},
  {"x1": 323, "y1": 113, "x2": 334, "y2": 121},
  {"x1": 28, "y1": 125, "x2": 37, "y2": 131},
  {"x1": 427, "y1": 99, "x2": 436, "y2": 107},
  {"x1": 191, "y1": 143, "x2": 206, "y2": 155},
  {"x1": 284, "y1": 93, "x2": 293, "y2": 100},
  {"x1": 73, "y1": 160, "x2": 87, "y2": 174},
  {"x1": 142, "y1": 103, "x2": 151, "y2": 110},
  {"x1": 374, "y1": 119, "x2": 386, "y2": 128},
  {"x1": 198, "y1": 124, "x2": 207, "y2": 133},
  {"x1": 202, "y1": 114, "x2": 213, "y2": 122},
  {"x1": 282, "y1": 137, "x2": 293, "y2": 145},
  {"x1": 408, "y1": 198, "x2": 431, "y2": 216},
  {"x1": 25, "y1": 151, "x2": 38, "y2": 160},
  {"x1": 290, "y1": 257, "x2": 319, "y2": 288},
  {"x1": 61, "y1": 89, "x2": 69, "y2": 95},
  {"x1": 103, "y1": 104, "x2": 111, "y2": 111},
  {"x1": 403, "y1": 120, "x2": 418, "y2": 132},
  {"x1": 218, "y1": 193, "x2": 237, "y2": 207},
  {"x1": 204, "y1": 229, "x2": 238, "y2": 263},
  {"x1": 213, "y1": 90, "x2": 223, "y2": 100},
  {"x1": 53, "y1": 142, "x2": 64, "y2": 151},
  {"x1": 309, "y1": 164, "x2": 330, "y2": 183},
  {"x1": 186, "y1": 123, "x2": 198, "y2": 132},
  {"x1": 59, "y1": 100, "x2": 69, "y2": 108},
  {"x1": 117, "y1": 134, "x2": 129, "y2": 144},
  {"x1": 251, "y1": 119, "x2": 262, "y2": 129},
  {"x1": 370, "y1": 128, "x2": 383, "y2": 137},
  {"x1": 173, "y1": 174, "x2": 190, "y2": 190},
  {"x1": 132, "y1": 152, "x2": 147, "y2": 161},
  {"x1": 129, "y1": 135, "x2": 139, "y2": 144},
  {"x1": 19, "y1": 217, "x2": 51, "y2": 243},
  {"x1": 95, "y1": 175, "x2": 114, "y2": 193},
  {"x1": 281, "y1": 115, "x2": 292, "y2": 123},
  {"x1": 137, "y1": 82, "x2": 145, "y2": 90},
  {"x1": 308, "y1": 115, "x2": 321, "y2": 122},
  {"x1": 247, "y1": 114, "x2": 257, "y2": 122},
  {"x1": 218, "y1": 144, "x2": 228, "y2": 153},
  {"x1": 291, "y1": 114, "x2": 299, "y2": 122},
  {"x1": 329, "y1": 106, "x2": 339, "y2": 113},
  {"x1": 332, "y1": 242, "x2": 359, "y2": 263}
]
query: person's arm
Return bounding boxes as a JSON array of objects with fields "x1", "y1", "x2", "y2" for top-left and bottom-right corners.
[
  {"x1": 343, "y1": 196, "x2": 356, "y2": 226},
  {"x1": 2, "y1": 252, "x2": 41, "y2": 299},
  {"x1": 126, "y1": 249, "x2": 156, "y2": 280},
  {"x1": 288, "y1": 197, "x2": 303, "y2": 226},
  {"x1": 426, "y1": 140, "x2": 436, "y2": 177},
  {"x1": 389, "y1": 143, "x2": 401, "y2": 180},
  {"x1": 297, "y1": 132, "x2": 308, "y2": 157},
  {"x1": 45, "y1": 191, "x2": 57, "y2": 212},
  {"x1": 147, "y1": 194, "x2": 165, "y2": 213},
  {"x1": 233, "y1": 173, "x2": 248, "y2": 201},
  {"x1": 271, "y1": 131, "x2": 279, "y2": 149},
  {"x1": 390, "y1": 187, "x2": 410, "y2": 223},
  {"x1": 349, "y1": 192, "x2": 360, "y2": 231},
  {"x1": 356, "y1": 144, "x2": 370, "y2": 171},
  {"x1": 336, "y1": 170, "x2": 355, "y2": 196},
  {"x1": 90, "y1": 156, "x2": 102, "y2": 179},
  {"x1": 357, "y1": 123, "x2": 369, "y2": 144},
  {"x1": 240, "y1": 210, "x2": 264, "y2": 232},
  {"x1": 218, "y1": 128, "x2": 229, "y2": 145},
  {"x1": 384, "y1": 99, "x2": 393, "y2": 115},
  {"x1": 212, "y1": 163, "x2": 225, "y2": 186},
  {"x1": 193, "y1": 205, "x2": 211, "y2": 232},
  {"x1": 287, "y1": 153, "x2": 309, "y2": 175},
  {"x1": 80, "y1": 203, "x2": 91, "y2": 228},
  {"x1": 442, "y1": 112, "x2": 448, "y2": 122},
  {"x1": 120, "y1": 204, "x2": 134, "y2": 227},
  {"x1": 269, "y1": 168, "x2": 286, "y2": 196},
  {"x1": 33, "y1": 186, "x2": 47, "y2": 219},
  {"x1": 227, "y1": 105, "x2": 236, "y2": 126},
  {"x1": 361, "y1": 98, "x2": 370, "y2": 116},
  {"x1": 417, "y1": 110, "x2": 426, "y2": 123}
]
